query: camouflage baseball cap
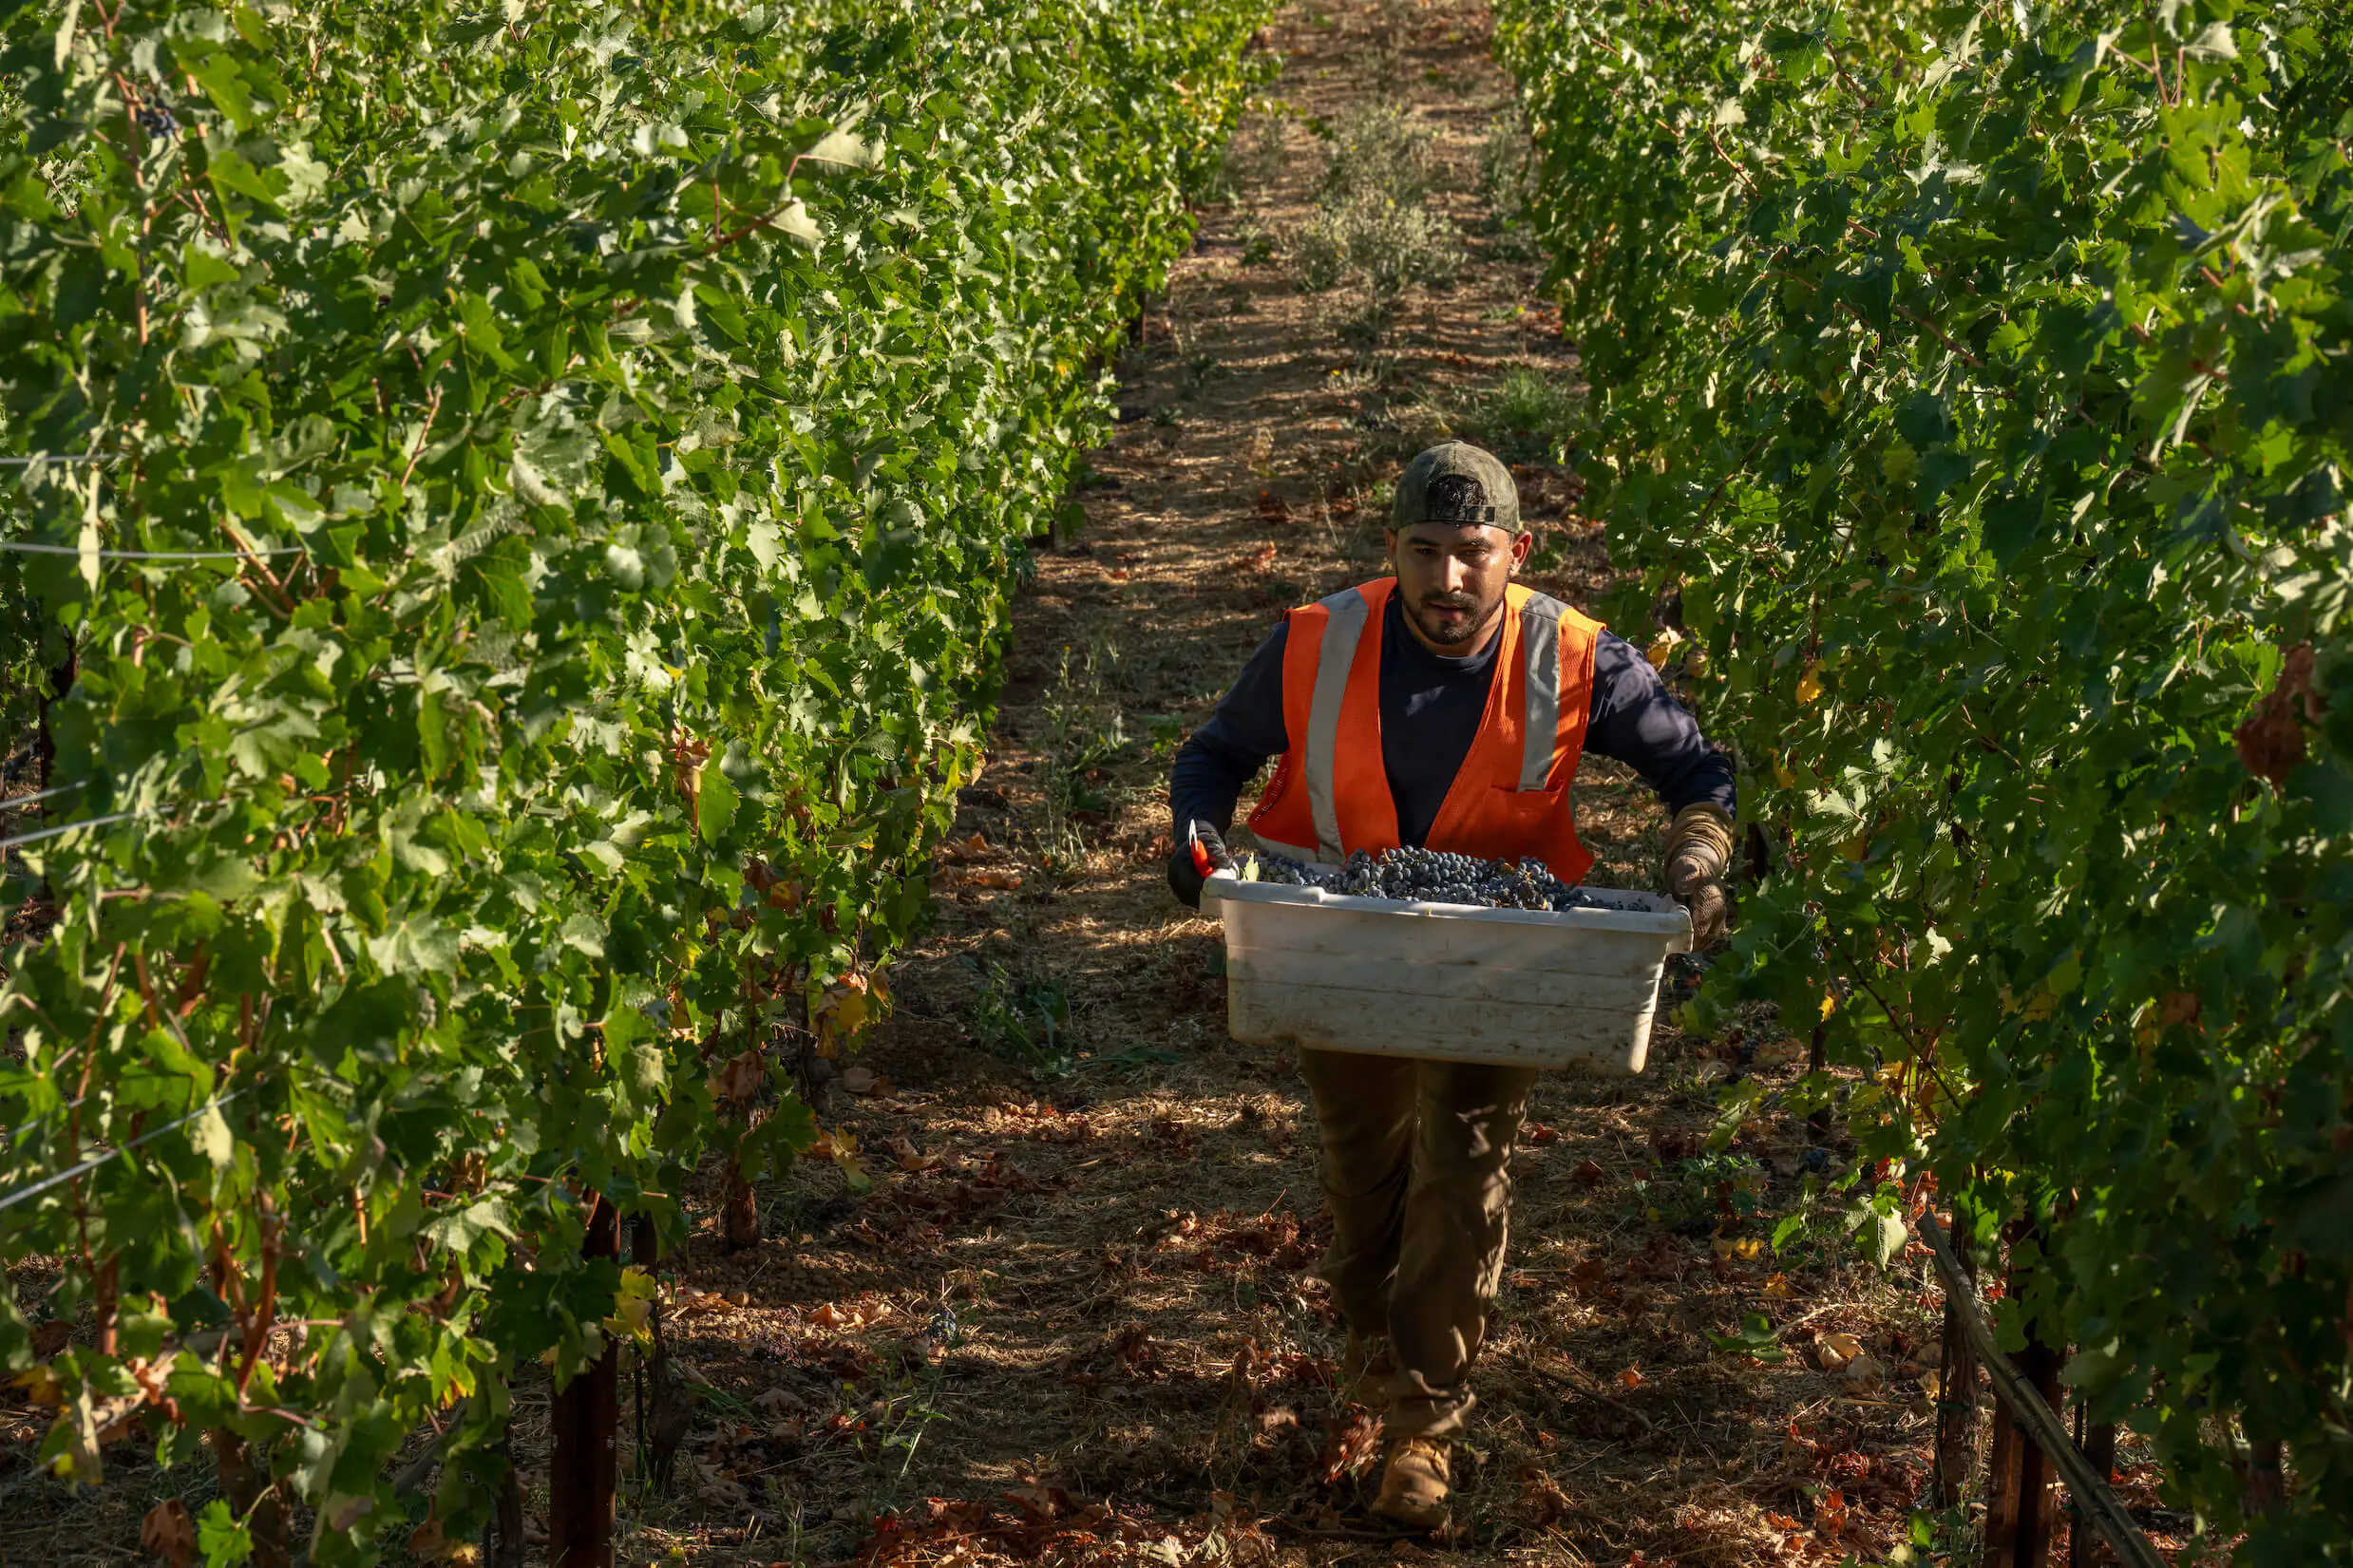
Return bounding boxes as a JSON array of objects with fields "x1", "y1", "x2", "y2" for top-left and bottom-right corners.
[{"x1": 1392, "y1": 441, "x2": 1520, "y2": 532}]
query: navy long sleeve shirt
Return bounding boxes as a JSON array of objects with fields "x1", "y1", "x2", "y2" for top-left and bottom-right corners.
[{"x1": 1170, "y1": 595, "x2": 1735, "y2": 846}]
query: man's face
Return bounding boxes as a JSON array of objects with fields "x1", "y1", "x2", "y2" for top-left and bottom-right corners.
[{"x1": 1386, "y1": 520, "x2": 1531, "y2": 652}]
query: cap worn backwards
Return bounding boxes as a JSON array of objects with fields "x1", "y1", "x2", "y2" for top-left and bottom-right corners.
[{"x1": 1392, "y1": 441, "x2": 1520, "y2": 532}]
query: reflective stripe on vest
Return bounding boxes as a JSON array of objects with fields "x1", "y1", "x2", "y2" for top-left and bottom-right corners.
[
  {"x1": 1517, "y1": 593, "x2": 1565, "y2": 791},
  {"x1": 1303, "y1": 586, "x2": 1372, "y2": 862},
  {"x1": 1294, "y1": 586, "x2": 1575, "y2": 865}
]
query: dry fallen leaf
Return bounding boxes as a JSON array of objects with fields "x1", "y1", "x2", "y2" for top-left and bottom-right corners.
[
  {"x1": 1519, "y1": 1461, "x2": 1574, "y2": 1528},
  {"x1": 1843, "y1": 1354, "x2": 1886, "y2": 1392},
  {"x1": 406, "y1": 1517, "x2": 448, "y2": 1562},
  {"x1": 1762, "y1": 1273, "x2": 1794, "y2": 1298},
  {"x1": 1319, "y1": 1407, "x2": 1382, "y2": 1483},
  {"x1": 840, "y1": 1066, "x2": 880, "y2": 1096},
  {"x1": 1617, "y1": 1365, "x2": 1645, "y2": 1390},
  {"x1": 1817, "y1": 1331, "x2": 1865, "y2": 1370},
  {"x1": 939, "y1": 832, "x2": 990, "y2": 862},
  {"x1": 707, "y1": 1048, "x2": 767, "y2": 1104},
  {"x1": 142, "y1": 1500, "x2": 196, "y2": 1568},
  {"x1": 810, "y1": 1299, "x2": 888, "y2": 1332},
  {"x1": 888, "y1": 1135, "x2": 940, "y2": 1172}
]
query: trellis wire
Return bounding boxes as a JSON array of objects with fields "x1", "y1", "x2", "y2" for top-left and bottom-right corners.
[
  {"x1": 0, "y1": 1073, "x2": 221, "y2": 1146},
  {"x1": 0, "y1": 782, "x2": 85, "y2": 812},
  {"x1": 0, "y1": 1087, "x2": 250, "y2": 1215},
  {"x1": 0, "y1": 808, "x2": 162, "y2": 852},
  {"x1": 0, "y1": 540, "x2": 308, "y2": 560}
]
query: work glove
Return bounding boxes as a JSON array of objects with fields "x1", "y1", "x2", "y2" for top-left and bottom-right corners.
[
  {"x1": 1167, "y1": 820, "x2": 1235, "y2": 910},
  {"x1": 1662, "y1": 803, "x2": 1735, "y2": 947}
]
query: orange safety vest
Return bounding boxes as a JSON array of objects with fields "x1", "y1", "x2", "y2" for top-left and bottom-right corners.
[{"x1": 1246, "y1": 577, "x2": 1603, "y2": 883}]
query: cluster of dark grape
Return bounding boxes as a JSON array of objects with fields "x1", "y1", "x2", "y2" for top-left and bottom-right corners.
[
  {"x1": 135, "y1": 102, "x2": 179, "y2": 141},
  {"x1": 1245, "y1": 846, "x2": 1643, "y2": 913}
]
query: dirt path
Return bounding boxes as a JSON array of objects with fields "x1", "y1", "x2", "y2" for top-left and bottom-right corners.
[{"x1": 637, "y1": 6, "x2": 1946, "y2": 1564}]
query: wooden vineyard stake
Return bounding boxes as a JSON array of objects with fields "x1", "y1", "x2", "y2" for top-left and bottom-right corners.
[
  {"x1": 1934, "y1": 1222, "x2": 1981, "y2": 1509},
  {"x1": 2011, "y1": 1332, "x2": 2064, "y2": 1566},
  {"x1": 1807, "y1": 1023, "x2": 1831, "y2": 1138},
  {"x1": 1918, "y1": 1209, "x2": 2166, "y2": 1568},
  {"x1": 35, "y1": 640, "x2": 74, "y2": 792},
  {"x1": 489, "y1": 1428, "x2": 527, "y2": 1568},
  {"x1": 1984, "y1": 1377, "x2": 2027, "y2": 1566},
  {"x1": 2071, "y1": 1416, "x2": 2118, "y2": 1567},
  {"x1": 631, "y1": 1213, "x2": 693, "y2": 1490},
  {"x1": 723, "y1": 1154, "x2": 759, "y2": 1250},
  {"x1": 1983, "y1": 1225, "x2": 2063, "y2": 1568},
  {"x1": 213, "y1": 1427, "x2": 290, "y2": 1568},
  {"x1": 550, "y1": 1195, "x2": 620, "y2": 1568}
]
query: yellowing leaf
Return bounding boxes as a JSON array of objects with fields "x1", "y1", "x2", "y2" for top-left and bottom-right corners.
[
  {"x1": 605, "y1": 1266, "x2": 657, "y2": 1347},
  {"x1": 11, "y1": 1366, "x2": 63, "y2": 1407},
  {"x1": 1819, "y1": 992, "x2": 1838, "y2": 1021},
  {"x1": 1796, "y1": 665, "x2": 1823, "y2": 703}
]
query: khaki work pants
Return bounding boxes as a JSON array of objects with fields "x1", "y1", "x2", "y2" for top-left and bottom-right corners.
[{"x1": 1297, "y1": 1047, "x2": 1538, "y2": 1439}]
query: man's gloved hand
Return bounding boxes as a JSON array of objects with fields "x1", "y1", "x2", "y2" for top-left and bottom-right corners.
[
  {"x1": 1662, "y1": 803, "x2": 1735, "y2": 947},
  {"x1": 1167, "y1": 820, "x2": 1235, "y2": 910}
]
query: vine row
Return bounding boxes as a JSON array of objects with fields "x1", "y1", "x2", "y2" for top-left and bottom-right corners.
[
  {"x1": 1496, "y1": 0, "x2": 2352, "y2": 1558},
  {"x1": 0, "y1": 0, "x2": 1266, "y2": 1559}
]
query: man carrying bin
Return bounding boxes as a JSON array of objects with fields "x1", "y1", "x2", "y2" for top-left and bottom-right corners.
[{"x1": 1166, "y1": 442, "x2": 1736, "y2": 1530}]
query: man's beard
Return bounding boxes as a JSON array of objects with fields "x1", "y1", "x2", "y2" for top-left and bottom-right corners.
[{"x1": 1415, "y1": 594, "x2": 1489, "y2": 647}]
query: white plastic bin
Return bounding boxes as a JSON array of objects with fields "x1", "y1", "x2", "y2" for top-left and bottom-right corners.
[{"x1": 1202, "y1": 872, "x2": 1692, "y2": 1073}]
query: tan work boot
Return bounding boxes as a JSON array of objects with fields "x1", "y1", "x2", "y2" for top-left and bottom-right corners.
[
  {"x1": 1338, "y1": 1330, "x2": 1395, "y2": 1409},
  {"x1": 1371, "y1": 1435, "x2": 1451, "y2": 1531}
]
